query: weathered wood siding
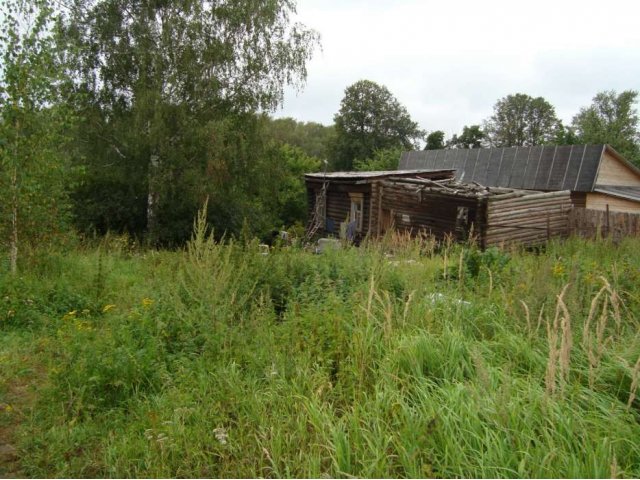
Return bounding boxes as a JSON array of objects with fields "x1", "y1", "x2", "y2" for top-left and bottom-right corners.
[
  {"x1": 484, "y1": 190, "x2": 572, "y2": 247},
  {"x1": 596, "y1": 149, "x2": 640, "y2": 186},
  {"x1": 585, "y1": 192, "x2": 640, "y2": 214},
  {"x1": 569, "y1": 208, "x2": 640, "y2": 239},
  {"x1": 570, "y1": 191, "x2": 587, "y2": 208},
  {"x1": 379, "y1": 182, "x2": 482, "y2": 241},
  {"x1": 307, "y1": 183, "x2": 373, "y2": 237}
]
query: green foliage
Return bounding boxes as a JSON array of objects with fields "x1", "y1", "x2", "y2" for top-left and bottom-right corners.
[
  {"x1": 572, "y1": 90, "x2": 640, "y2": 165},
  {"x1": 0, "y1": 0, "x2": 79, "y2": 273},
  {"x1": 264, "y1": 117, "x2": 335, "y2": 160},
  {"x1": 58, "y1": 0, "x2": 320, "y2": 244},
  {"x1": 330, "y1": 80, "x2": 424, "y2": 170},
  {"x1": 353, "y1": 147, "x2": 402, "y2": 171},
  {"x1": 425, "y1": 130, "x2": 445, "y2": 150},
  {"x1": 2, "y1": 236, "x2": 640, "y2": 477},
  {"x1": 447, "y1": 124, "x2": 486, "y2": 149},
  {"x1": 266, "y1": 143, "x2": 321, "y2": 228},
  {"x1": 464, "y1": 246, "x2": 511, "y2": 278},
  {"x1": 483, "y1": 93, "x2": 562, "y2": 147}
]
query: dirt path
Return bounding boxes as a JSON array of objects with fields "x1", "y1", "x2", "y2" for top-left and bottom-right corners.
[
  {"x1": 0, "y1": 385, "x2": 25, "y2": 479},
  {"x1": 0, "y1": 363, "x2": 44, "y2": 478}
]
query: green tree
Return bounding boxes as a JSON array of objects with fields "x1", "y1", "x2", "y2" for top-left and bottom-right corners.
[
  {"x1": 59, "y1": 0, "x2": 319, "y2": 244},
  {"x1": 266, "y1": 143, "x2": 321, "y2": 228},
  {"x1": 483, "y1": 93, "x2": 561, "y2": 147},
  {"x1": 0, "y1": 0, "x2": 77, "y2": 274},
  {"x1": 447, "y1": 125, "x2": 486, "y2": 149},
  {"x1": 553, "y1": 123, "x2": 579, "y2": 146},
  {"x1": 353, "y1": 147, "x2": 402, "y2": 171},
  {"x1": 425, "y1": 131, "x2": 445, "y2": 150},
  {"x1": 264, "y1": 117, "x2": 335, "y2": 160},
  {"x1": 572, "y1": 90, "x2": 640, "y2": 164},
  {"x1": 330, "y1": 80, "x2": 424, "y2": 170}
]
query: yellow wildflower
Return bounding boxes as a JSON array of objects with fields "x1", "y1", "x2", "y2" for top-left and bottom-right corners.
[
  {"x1": 62, "y1": 310, "x2": 77, "y2": 321},
  {"x1": 552, "y1": 262, "x2": 565, "y2": 278},
  {"x1": 102, "y1": 304, "x2": 116, "y2": 313},
  {"x1": 142, "y1": 298, "x2": 154, "y2": 308}
]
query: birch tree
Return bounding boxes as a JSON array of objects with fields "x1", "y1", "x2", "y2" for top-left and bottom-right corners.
[
  {"x1": 59, "y1": 0, "x2": 319, "y2": 244},
  {"x1": 0, "y1": 0, "x2": 76, "y2": 273}
]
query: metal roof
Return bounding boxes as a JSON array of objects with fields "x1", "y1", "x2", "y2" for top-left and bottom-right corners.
[
  {"x1": 399, "y1": 145, "x2": 623, "y2": 192},
  {"x1": 594, "y1": 185, "x2": 640, "y2": 203},
  {"x1": 305, "y1": 169, "x2": 454, "y2": 181}
]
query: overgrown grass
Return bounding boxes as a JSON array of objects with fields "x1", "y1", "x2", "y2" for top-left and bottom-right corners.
[{"x1": 1, "y1": 228, "x2": 640, "y2": 477}]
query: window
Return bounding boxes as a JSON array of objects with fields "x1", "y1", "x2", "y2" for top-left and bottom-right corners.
[{"x1": 349, "y1": 193, "x2": 364, "y2": 232}]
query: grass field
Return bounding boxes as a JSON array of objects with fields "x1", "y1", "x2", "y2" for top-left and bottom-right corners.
[{"x1": 1, "y1": 223, "x2": 640, "y2": 477}]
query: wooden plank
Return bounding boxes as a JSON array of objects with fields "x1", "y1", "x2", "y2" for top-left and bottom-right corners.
[{"x1": 488, "y1": 190, "x2": 571, "y2": 204}]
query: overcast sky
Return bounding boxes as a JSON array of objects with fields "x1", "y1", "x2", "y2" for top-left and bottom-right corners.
[{"x1": 274, "y1": 0, "x2": 640, "y2": 138}]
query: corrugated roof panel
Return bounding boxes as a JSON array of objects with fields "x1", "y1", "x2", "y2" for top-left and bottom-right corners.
[
  {"x1": 594, "y1": 185, "x2": 640, "y2": 202},
  {"x1": 533, "y1": 147, "x2": 556, "y2": 190},
  {"x1": 443, "y1": 149, "x2": 455, "y2": 171},
  {"x1": 466, "y1": 148, "x2": 482, "y2": 181},
  {"x1": 546, "y1": 146, "x2": 573, "y2": 190},
  {"x1": 562, "y1": 145, "x2": 585, "y2": 191},
  {"x1": 484, "y1": 148, "x2": 505, "y2": 186},
  {"x1": 450, "y1": 148, "x2": 465, "y2": 174},
  {"x1": 473, "y1": 149, "x2": 492, "y2": 185},
  {"x1": 458, "y1": 149, "x2": 472, "y2": 181},
  {"x1": 497, "y1": 147, "x2": 517, "y2": 186},
  {"x1": 421, "y1": 151, "x2": 433, "y2": 169},
  {"x1": 399, "y1": 144, "x2": 608, "y2": 192},
  {"x1": 509, "y1": 147, "x2": 530, "y2": 189},
  {"x1": 523, "y1": 146, "x2": 544, "y2": 190},
  {"x1": 405, "y1": 151, "x2": 417, "y2": 169},
  {"x1": 575, "y1": 145, "x2": 604, "y2": 191},
  {"x1": 399, "y1": 152, "x2": 408, "y2": 168}
]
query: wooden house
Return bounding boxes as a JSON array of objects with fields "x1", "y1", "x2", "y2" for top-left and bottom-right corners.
[
  {"x1": 304, "y1": 169, "x2": 454, "y2": 241},
  {"x1": 305, "y1": 171, "x2": 572, "y2": 248},
  {"x1": 400, "y1": 144, "x2": 640, "y2": 214}
]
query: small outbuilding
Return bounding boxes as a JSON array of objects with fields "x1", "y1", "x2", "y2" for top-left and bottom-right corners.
[
  {"x1": 305, "y1": 170, "x2": 572, "y2": 248},
  {"x1": 304, "y1": 169, "x2": 454, "y2": 241}
]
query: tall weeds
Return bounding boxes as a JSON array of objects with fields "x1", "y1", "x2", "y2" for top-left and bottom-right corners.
[
  {"x1": 3, "y1": 234, "x2": 640, "y2": 478},
  {"x1": 581, "y1": 277, "x2": 623, "y2": 388},
  {"x1": 545, "y1": 284, "x2": 572, "y2": 396}
]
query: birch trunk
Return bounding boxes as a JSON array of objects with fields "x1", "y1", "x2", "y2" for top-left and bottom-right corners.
[
  {"x1": 10, "y1": 163, "x2": 18, "y2": 275},
  {"x1": 146, "y1": 153, "x2": 160, "y2": 245}
]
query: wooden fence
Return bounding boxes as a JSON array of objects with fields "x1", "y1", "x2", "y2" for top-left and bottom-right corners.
[{"x1": 568, "y1": 207, "x2": 640, "y2": 240}]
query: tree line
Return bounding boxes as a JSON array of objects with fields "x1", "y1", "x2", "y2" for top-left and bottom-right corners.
[
  {"x1": 1, "y1": 0, "x2": 639, "y2": 272},
  {"x1": 335, "y1": 81, "x2": 640, "y2": 171}
]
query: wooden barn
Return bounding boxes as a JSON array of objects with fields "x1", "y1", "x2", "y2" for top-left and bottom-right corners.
[
  {"x1": 305, "y1": 171, "x2": 572, "y2": 248},
  {"x1": 400, "y1": 144, "x2": 640, "y2": 214},
  {"x1": 304, "y1": 170, "x2": 454, "y2": 241}
]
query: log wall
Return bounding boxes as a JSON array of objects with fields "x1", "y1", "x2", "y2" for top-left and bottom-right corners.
[
  {"x1": 484, "y1": 190, "x2": 572, "y2": 247},
  {"x1": 379, "y1": 182, "x2": 482, "y2": 241}
]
